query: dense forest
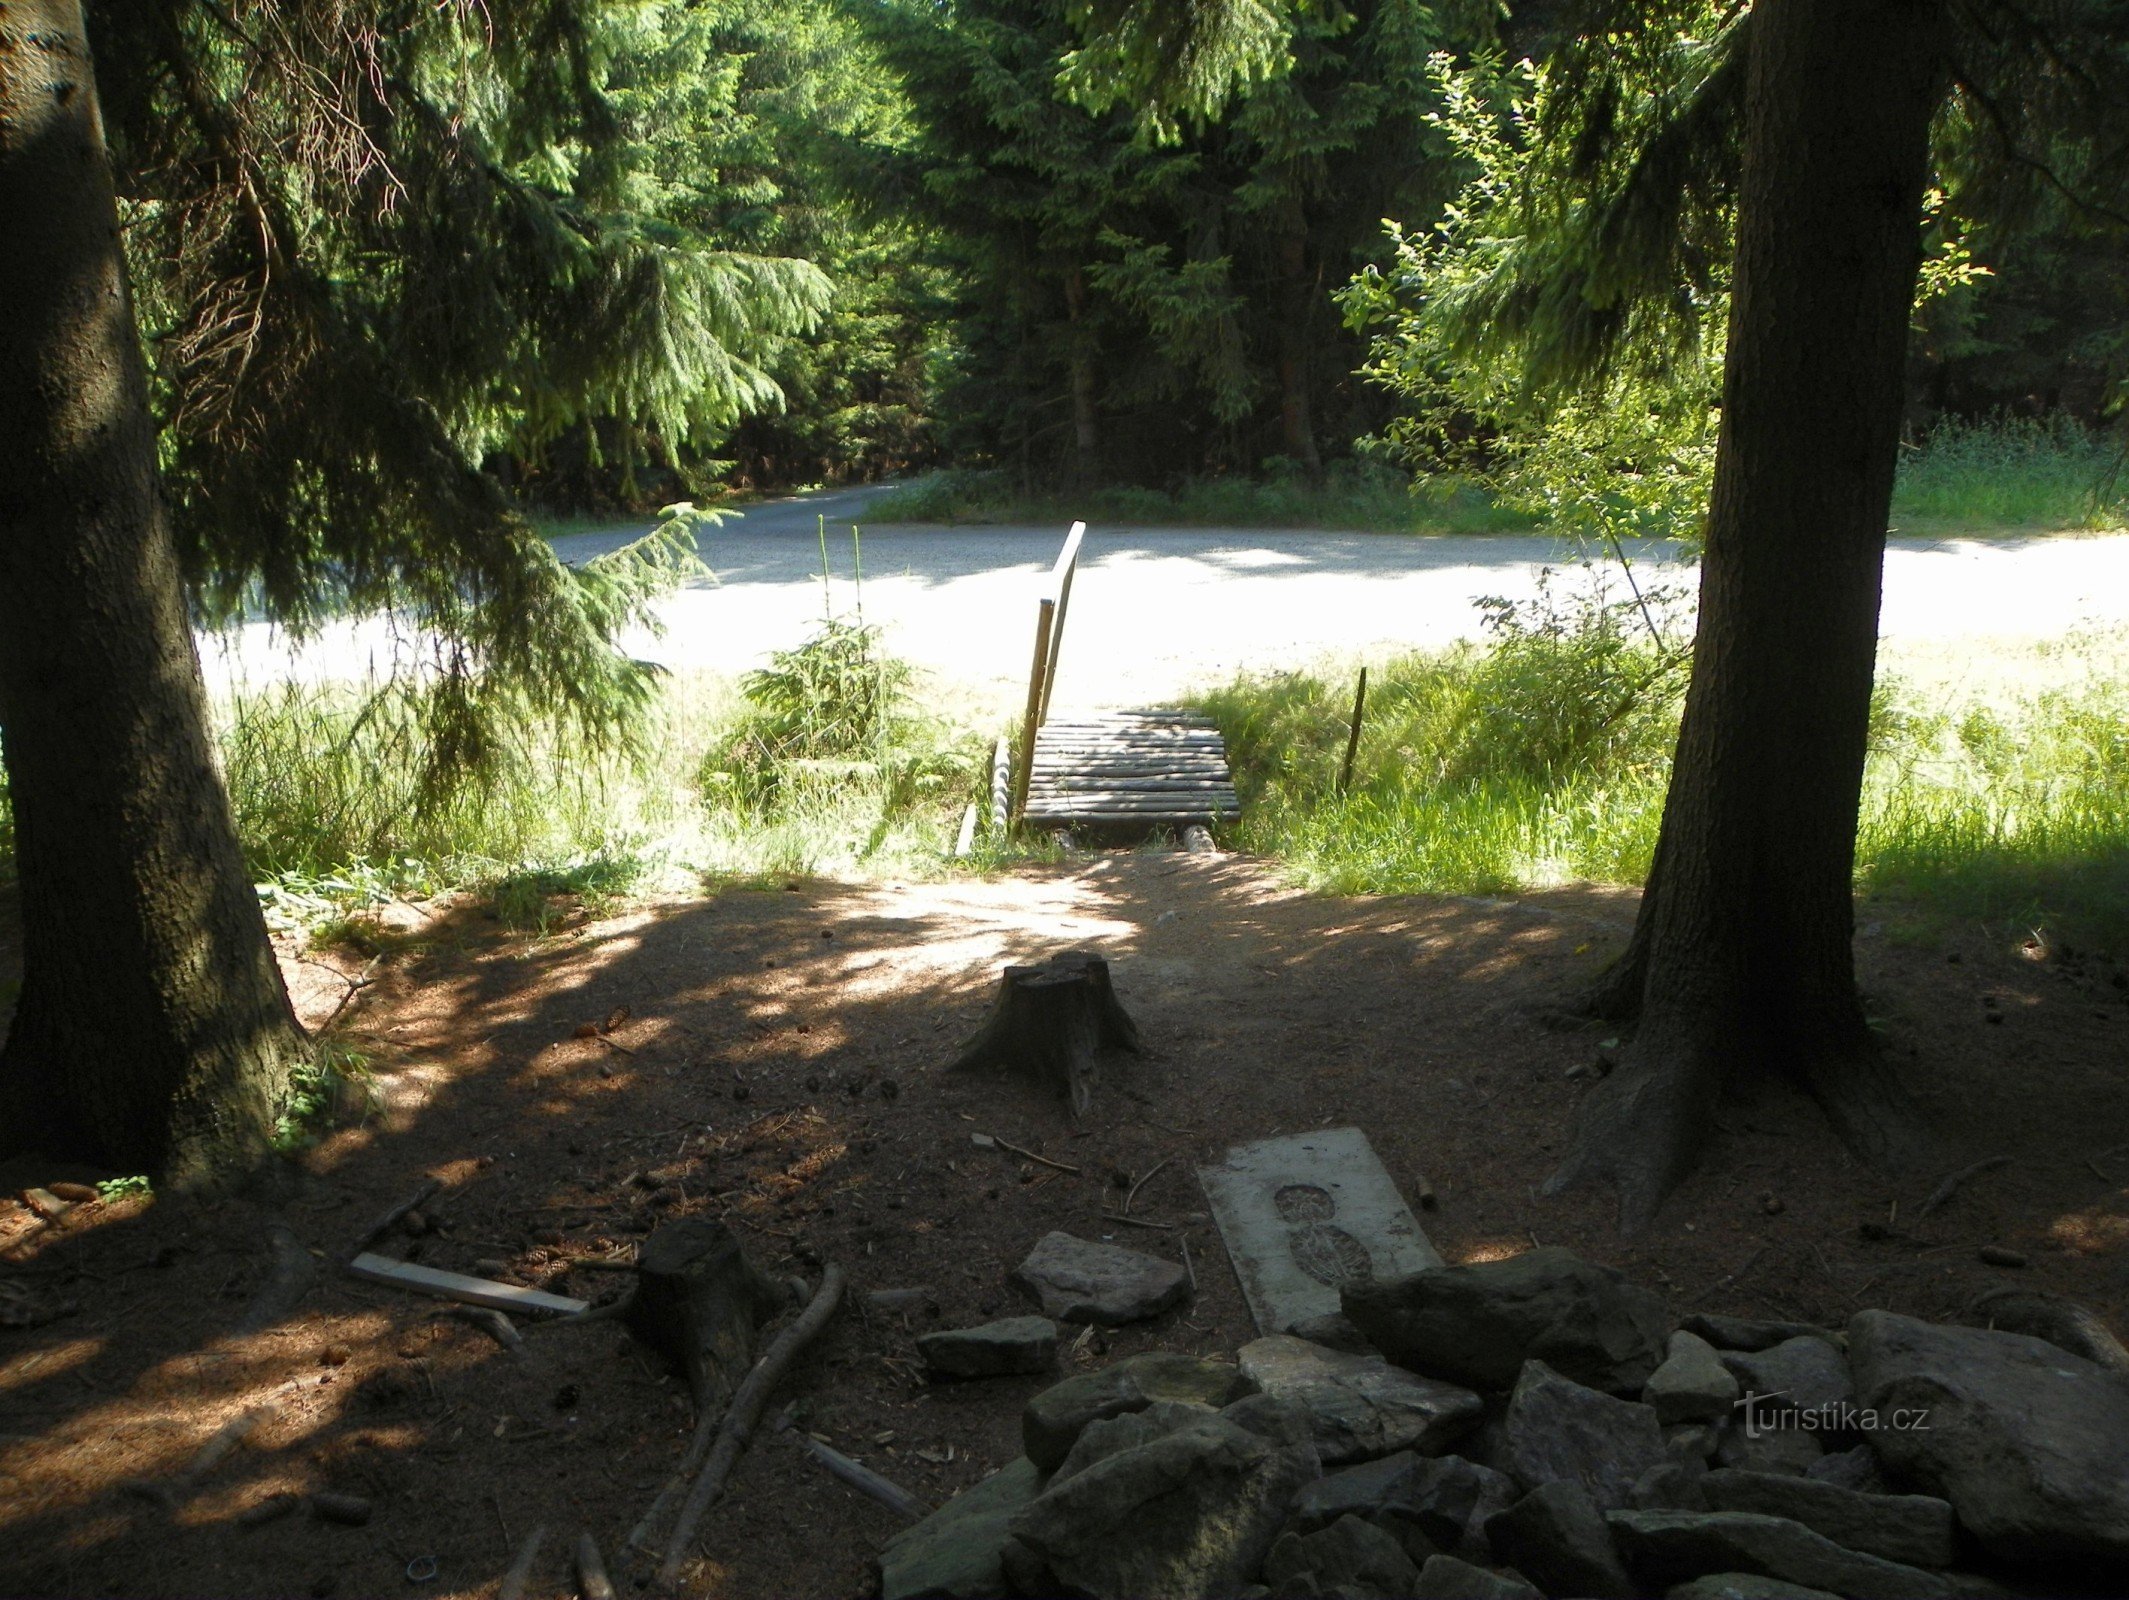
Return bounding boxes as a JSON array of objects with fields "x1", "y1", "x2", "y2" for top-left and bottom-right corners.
[{"x1": 95, "y1": 0, "x2": 2129, "y2": 510}]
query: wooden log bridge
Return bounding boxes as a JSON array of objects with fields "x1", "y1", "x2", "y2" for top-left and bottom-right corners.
[{"x1": 1005, "y1": 525, "x2": 1240, "y2": 834}]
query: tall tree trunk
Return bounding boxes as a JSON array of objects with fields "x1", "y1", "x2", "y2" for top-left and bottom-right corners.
[
  {"x1": 1275, "y1": 218, "x2": 1322, "y2": 478},
  {"x1": 1064, "y1": 265, "x2": 1100, "y2": 486},
  {"x1": 0, "y1": 0, "x2": 306, "y2": 1190},
  {"x1": 1548, "y1": 0, "x2": 1947, "y2": 1229}
]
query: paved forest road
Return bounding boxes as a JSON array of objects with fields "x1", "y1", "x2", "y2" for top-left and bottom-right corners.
[{"x1": 209, "y1": 483, "x2": 2129, "y2": 720}]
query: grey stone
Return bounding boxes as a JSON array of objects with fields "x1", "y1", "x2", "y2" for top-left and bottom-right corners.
[
  {"x1": 1263, "y1": 1514, "x2": 1422, "y2": 1598},
  {"x1": 916, "y1": 1315, "x2": 1058, "y2": 1379},
  {"x1": 1715, "y1": 1420, "x2": 1826, "y2": 1477},
  {"x1": 1608, "y1": 1510, "x2": 1971, "y2": 1600},
  {"x1": 879, "y1": 1457, "x2": 1043, "y2": 1600},
  {"x1": 1502, "y1": 1359, "x2": 1669, "y2": 1510},
  {"x1": 1199, "y1": 1127, "x2": 1443, "y2": 1335},
  {"x1": 1377, "y1": 1452, "x2": 1520, "y2": 1560},
  {"x1": 1649, "y1": 1330, "x2": 1744, "y2": 1423},
  {"x1": 1701, "y1": 1469, "x2": 1956, "y2": 1570},
  {"x1": 1001, "y1": 1405, "x2": 1319, "y2": 1598},
  {"x1": 1287, "y1": 1312, "x2": 1379, "y2": 1356},
  {"x1": 1010, "y1": 1231, "x2": 1190, "y2": 1326},
  {"x1": 1483, "y1": 1480, "x2": 1637, "y2": 1599},
  {"x1": 1848, "y1": 1308, "x2": 2129, "y2": 1564},
  {"x1": 1668, "y1": 1423, "x2": 1723, "y2": 1462},
  {"x1": 1683, "y1": 1315, "x2": 1839, "y2": 1353},
  {"x1": 1288, "y1": 1452, "x2": 1425, "y2": 1535},
  {"x1": 1021, "y1": 1351, "x2": 1244, "y2": 1471},
  {"x1": 1344, "y1": 1246, "x2": 1671, "y2": 1394},
  {"x1": 1632, "y1": 1462, "x2": 1712, "y2": 1512},
  {"x1": 1413, "y1": 1554, "x2": 1544, "y2": 1600},
  {"x1": 1666, "y1": 1575, "x2": 1843, "y2": 1600},
  {"x1": 1240, "y1": 1334, "x2": 1483, "y2": 1465},
  {"x1": 1052, "y1": 1400, "x2": 1217, "y2": 1483},
  {"x1": 1724, "y1": 1337, "x2": 1855, "y2": 1429},
  {"x1": 1804, "y1": 1447, "x2": 1884, "y2": 1494}
]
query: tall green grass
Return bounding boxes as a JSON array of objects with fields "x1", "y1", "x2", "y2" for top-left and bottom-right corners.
[
  {"x1": 1199, "y1": 590, "x2": 2129, "y2": 952},
  {"x1": 1891, "y1": 415, "x2": 2127, "y2": 532}
]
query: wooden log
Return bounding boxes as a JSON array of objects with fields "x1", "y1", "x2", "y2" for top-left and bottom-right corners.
[
  {"x1": 625, "y1": 1219, "x2": 786, "y2": 1413},
  {"x1": 947, "y1": 950, "x2": 1140, "y2": 1119},
  {"x1": 347, "y1": 1253, "x2": 587, "y2": 1317},
  {"x1": 652, "y1": 1264, "x2": 849, "y2": 1588},
  {"x1": 499, "y1": 1523, "x2": 546, "y2": 1600},
  {"x1": 576, "y1": 1532, "x2": 617, "y2": 1600},
  {"x1": 988, "y1": 738, "x2": 1010, "y2": 838},
  {"x1": 780, "y1": 1419, "x2": 930, "y2": 1521}
]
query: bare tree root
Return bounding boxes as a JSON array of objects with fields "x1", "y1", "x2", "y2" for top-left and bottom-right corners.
[
  {"x1": 1541, "y1": 1038, "x2": 1725, "y2": 1234},
  {"x1": 1794, "y1": 1044, "x2": 1941, "y2": 1174}
]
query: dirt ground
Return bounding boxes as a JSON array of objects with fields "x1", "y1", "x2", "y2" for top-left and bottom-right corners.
[{"x1": 3, "y1": 853, "x2": 2127, "y2": 1600}]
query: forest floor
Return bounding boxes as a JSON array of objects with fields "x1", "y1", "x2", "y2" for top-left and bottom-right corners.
[{"x1": 3, "y1": 852, "x2": 2127, "y2": 1599}]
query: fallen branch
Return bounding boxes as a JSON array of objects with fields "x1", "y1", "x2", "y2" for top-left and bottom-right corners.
[
  {"x1": 1180, "y1": 1236, "x2": 1197, "y2": 1297},
  {"x1": 1123, "y1": 1157, "x2": 1171, "y2": 1215},
  {"x1": 448, "y1": 1306, "x2": 524, "y2": 1353},
  {"x1": 123, "y1": 1403, "x2": 280, "y2": 1506},
  {"x1": 347, "y1": 1179, "x2": 442, "y2": 1263},
  {"x1": 972, "y1": 1133, "x2": 1080, "y2": 1175},
  {"x1": 1920, "y1": 1155, "x2": 2011, "y2": 1217},
  {"x1": 346, "y1": 1253, "x2": 586, "y2": 1317},
  {"x1": 1099, "y1": 1213, "x2": 1174, "y2": 1232},
  {"x1": 776, "y1": 1404, "x2": 929, "y2": 1521},
  {"x1": 653, "y1": 1264, "x2": 848, "y2": 1589},
  {"x1": 499, "y1": 1523, "x2": 546, "y2": 1600}
]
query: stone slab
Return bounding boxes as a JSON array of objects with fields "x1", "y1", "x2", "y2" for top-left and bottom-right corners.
[{"x1": 1198, "y1": 1126, "x2": 1442, "y2": 1336}]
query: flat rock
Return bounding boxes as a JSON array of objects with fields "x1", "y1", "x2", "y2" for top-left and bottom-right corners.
[
  {"x1": 1848, "y1": 1308, "x2": 2129, "y2": 1564},
  {"x1": 1666, "y1": 1575, "x2": 1843, "y2": 1600},
  {"x1": 1001, "y1": 1400, "x2": 1319, "y2": 1598},
  {"x1": 1715, "y1": 1421, "x2": 1826, "y2": 1477},
  {"x1": 1413, "y1": 1554, "x2": 1543, "y2": 1600},
  {"x1": 1632, "y1": 1461, "x2": 1712, "y2": 1513},
  {"x1": 917, "y1": 1316, "x2": 1058, "y2": 1379},
  {"x1": 1701, "y1": 1470, "x2": 1955, "y2": 1570},
  {"x1": 1289, "y1": 1452, "x2": 1427, "y2": 1535},
  {"x1": 1263, "y1": 1514, "x2": 1422, "y2": 1598},
  {"x1": 1804, "y1": 1447, "x2": 1883, "y2": 1494},
  {"x1": 1483, "y1": 1480, "x2": 1636, "y2": 1599},
  {"x1": 1052, "y1": 1400, "x2": 1219, "y2": 1483},
  {"x1": 1344, "y1": 1246, "x2": 1670, "y2": 1394},
  {"x1": 1724, "y1": 1337, "x2": 1854, "y2": 1431},
  {"x1": 1240, "y1": 1334, "x2": 1482, "y2": 1464},
  {"x1": 1608, "y1": 1509, "x2": 1971, "y2": 1600},
  {"x1": 1503, "y1": 1359, "x2": 1669, "y2": 1510},
  {"x1": 1287, "y1": 1311, "x2": 1379, "y2": 1356},
  {"x1": 1011, "y1": 1231, "x2": 1190, "y2": 1326},
  {"x1": 1649, "y1": 1330, "x2": 1742, "y2": 1424},
  {"x1": 1683, "y1": 1315, "x2": 1838, "y2": 1353},
  {"x1": 879, "y1": 1457, "x2": 1043, "y2": 1600},
  {"x1": 1021, "y1": 1351, "x2": 1244, "y2": 1471}
]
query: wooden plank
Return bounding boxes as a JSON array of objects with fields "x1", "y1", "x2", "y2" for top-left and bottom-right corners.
[
  {"x1": 1027, "y1": 799, "x2": 1240, "y2": 814},
  {"x1": 1039, "y1": 522, "x2": 1086, "y2": 724},
  {"x1": 347, "y1": 1253, "x2": 588, "y2": 1317},
  {"x1": 1009, "y1": 595, "x2": 1056, "y2": 824}
]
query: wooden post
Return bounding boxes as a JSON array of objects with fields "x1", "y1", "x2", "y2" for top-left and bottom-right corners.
[
  {"x1": 1009, "y1": 596, "x2": 1056, "y2": 825},
  {"x1": 988, "y1": 737, "x2": 1010, "y2": 837},
  {"x1": 953, "y1": 804, "x2": 978, "y2": 858},
  {"x1": 1038, "y1": 522, "x2": 1086, "y2": 723},
  {"x1": 1338, "y1": 666, "x2": 1368, "y2": 796}
]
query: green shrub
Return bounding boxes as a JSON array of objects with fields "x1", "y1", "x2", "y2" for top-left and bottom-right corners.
[{"x1": 1893, "y1": 415, "x2": 2127, "y2": 531}]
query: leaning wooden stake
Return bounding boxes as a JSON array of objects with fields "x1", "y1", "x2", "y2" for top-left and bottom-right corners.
[
  {"x1": 499, "y1": 1523, "x2": 546, "y2": 1600},
  {"x1": 652, "y1": 1263, "x2": 848, "y2": 1589},
  {"x1": 1338, "y1": 666, "x2": 1368, "y2": 796},
  {"x1": 575, "y1": 1532, "x2": 617, "y2": 1600},
  {"x1": 948, "y1": 950, "x2": 1140, "y2": 1118}
]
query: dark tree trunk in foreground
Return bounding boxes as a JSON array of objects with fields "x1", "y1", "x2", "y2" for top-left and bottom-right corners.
[
  {"x1": 1064, "y1": 265, "x2": 1101, "y2": 485},
  {"x1": 1275, "y1": 218, "x2": 1323, "y2": 479},
  {"x1": 0, "y1": 0, "x2": 306, "y2": 1189},
  {"x1": 1548, "y1": 0, "x2": 1947, "y2": 1229}
]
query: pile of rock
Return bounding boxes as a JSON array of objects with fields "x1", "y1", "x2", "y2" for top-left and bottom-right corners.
[{"x1": 879, "y1": 1246, "x2": 2129, "y2": 1599}]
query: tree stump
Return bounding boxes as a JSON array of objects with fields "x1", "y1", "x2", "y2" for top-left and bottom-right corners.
[
  {"x1": 625, "y1": 1219, "x2": 787, "y2": 1411},
  {"x1": 947, "y1": 950, "x2": 1141, "y2": 1118}
]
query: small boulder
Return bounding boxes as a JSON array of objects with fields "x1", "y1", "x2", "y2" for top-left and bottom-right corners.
[
  {"x1": 1483, "y1": 1480, "x2": 1636, "y2": 1599},
  {"x1": 1262, "y1": 1514, "x2": 1422, "y2": 1598},
  {"x1": 1052, "y1": 1400, "x2": 1218, "y2": 1482},
  {"x1": 1503, "y1": 1360, "x2": 1669, "y2": 1511},
  {"x1": 1287, "y1": 1311, "x2": 1379, "y2": 1356},
  {"x1": 1608, "y1": 1509, "x2": 1967, "y2": 1600},
  {"x1": 1700, "y1": 1469, "x2": 1956, "y2": 1570},
  {"x1": 1647, "y1": 1330, "x2": 1742, "y2": 1424},
  {"x1": 1288, "y1": 1452, "x2": 1427, "y2": 1537},
  {"x1": 1682, "y1": 1314, "x2": 1838, "y2": 1353},
  {"x1": 1001, "y1": 1401, "x2": 1318, "y2": 1597},
  {"x1": 1021, "y1": 1352, "x2": 1244, "y2": 1471},
  {"x1": 1665, "y1": 1575, "x2": 1842, "y2": 1600},
  {"x1": 917, "y1": 1316, "x2": 1058, "y2": 1379},
  {"x1": 1343, "y1": 1247, "x2": 1670, "y2": 1394},
  {"x1": 1413, "y1": 1554, "x2": 1543, "y2": 1600},
  {"x1": 1724, "y1": 1337, "x2": 1855, "y2": 1429},
  {"x1": 879, "y1": 1457, "x2": 1043, "y2": 1600},
  {"x1": 1240, "y1": 1334, "x2": 1483, "y2": 1465},
  {"x1": 1630, "y1": 1462, "x2": 1711, "y2": 1513},
  {"x1": 1804, "y1": 1446, "x2": 1884, "y2": 1494},
  {"x1": 1667, "y1": 1423, "x2": 1723, "y2": 1463},
  {"x1": 1010, "y1": 1231, "x2": 1190, "y2": 1325},
  {"x1": 1848, "y1": 1309, "x2": 2129, "y2": 1564},
  {"x1": 1714, "y1": 1420, "x2": 1826, "y2": 1477}
]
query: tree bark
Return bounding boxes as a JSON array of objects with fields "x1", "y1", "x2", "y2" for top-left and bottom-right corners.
[
  {"x1": 1550, "y1": 0, "x2": 1947, "y2": 1229},
  {"x1": 1275, "y1": 217, "x2": 1323, "y2": 479},
  {"x1": 948, "y1": 950, "x2": 1141, "y2": 1118},
  {"x1": 1063, "y1": 265, "x2": 1100, "y2": 486},
  {"x1": 0, "y1": 0, "x2": 307, "y2": 1189}
]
